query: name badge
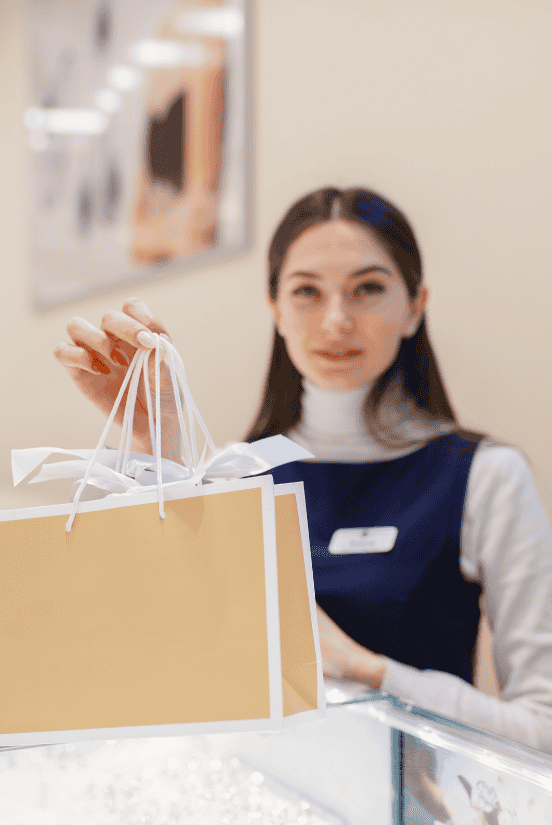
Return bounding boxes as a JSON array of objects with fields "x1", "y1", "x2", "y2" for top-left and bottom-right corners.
[{"x1": 329, "y1": 527, "x2": 398, "y2": 554}]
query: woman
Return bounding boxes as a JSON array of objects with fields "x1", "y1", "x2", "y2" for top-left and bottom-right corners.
[{"x1": 54, "y1": 186, "x2": 552, "y2": 753}]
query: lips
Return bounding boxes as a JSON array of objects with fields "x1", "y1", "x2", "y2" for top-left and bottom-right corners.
[{"x1": 314, "y1": 348, "x2": 364, "y2": 360}]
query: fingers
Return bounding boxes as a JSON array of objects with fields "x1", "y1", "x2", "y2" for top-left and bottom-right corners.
[
  {"x1": 122, "y1": 297, "x2": 171, "y2": 341},
  {"x1": 55, "y1": 299, "x2": 170, "y2": 376},
  {"x1": 100, "y1": 307, "x2": 170, "y2": 358},
  {"x1": 53, "y1": 342, "x2": 110, "y2": 375},
  {"x1": 66, "y1": 317, "x2": 118, "y2": 366}
]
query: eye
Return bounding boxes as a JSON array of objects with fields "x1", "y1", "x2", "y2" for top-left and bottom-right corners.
[
  {"x1": 354, "y1": 281, "x2": 385, "y2": 296},
  {"x1": 292, "y1": 284, "x2": 320, "y2": 298}
]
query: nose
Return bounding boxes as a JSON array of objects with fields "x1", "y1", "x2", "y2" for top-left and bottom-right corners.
[{"x1": 321, "y1": 295, "x2": 354, "y2": 335}]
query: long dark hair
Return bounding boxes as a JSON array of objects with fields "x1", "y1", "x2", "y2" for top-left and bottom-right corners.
[{"x1": 244, "y1": 186, "x2": 460, "y2": 446}]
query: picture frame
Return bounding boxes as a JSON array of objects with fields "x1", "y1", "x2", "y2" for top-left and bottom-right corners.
[{"x1": 26, "y1": 0, "x2": 251, "y2": 310}]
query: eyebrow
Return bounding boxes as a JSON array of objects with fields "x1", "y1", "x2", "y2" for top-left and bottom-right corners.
[{"x1": 286, "y1": 265, "x2": 394, "y2": 280}]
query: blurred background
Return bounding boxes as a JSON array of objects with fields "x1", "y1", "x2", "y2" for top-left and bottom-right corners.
[
  {"x1": 26, "y1": 0, "x2": 248, "y2": 308},
  {"x1": 1, "y1": 0, "x2": 551, "y2": 694}
]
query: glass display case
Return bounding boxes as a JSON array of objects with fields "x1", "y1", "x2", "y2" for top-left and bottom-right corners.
[{"x1": 2, "y1": 681, "x2": 552, "y2": 824}]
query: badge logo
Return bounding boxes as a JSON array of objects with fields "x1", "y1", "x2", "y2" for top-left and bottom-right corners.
[{"x1": 328, "y1": 527, "x2": 398, "y2": 554}]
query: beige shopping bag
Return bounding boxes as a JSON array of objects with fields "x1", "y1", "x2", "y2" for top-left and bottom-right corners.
[
  {"x1": 0, "y1": 476, "x2": 284, "y2": 745},
  {"x1": 0, "y1": 478, "x2": 325, "y2": 746},
  {"x1": 275, "y1": 483, "x2": 325, "y2": 725},
  {"x1": 2, "y1": 336, "x2": 324, "y2": 745}
]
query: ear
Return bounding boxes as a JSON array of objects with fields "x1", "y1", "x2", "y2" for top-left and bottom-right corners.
[
  {"x1": 405, "y1": 285, "x2": 429, "y2": 337},
  {"x1": 266, "y1": 294, "x2": 281, "y2": 331}
]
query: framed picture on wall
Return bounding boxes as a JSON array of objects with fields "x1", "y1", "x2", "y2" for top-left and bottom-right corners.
[{"x1": 25, "y1": 0, "x2": 250, "y2": 310}]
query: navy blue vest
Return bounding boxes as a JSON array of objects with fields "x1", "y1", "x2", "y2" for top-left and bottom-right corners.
[{"x1": 267, "y1": 431, "x2": 485, "y2": 684}]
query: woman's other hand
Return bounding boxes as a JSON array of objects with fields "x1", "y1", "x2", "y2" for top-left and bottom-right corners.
[
  {"x1": 54, "y1": 297, "x2": 180, "y2": 458},
  {"x1": 316, "y1": 605, "x2": 386, "y2": 689}
]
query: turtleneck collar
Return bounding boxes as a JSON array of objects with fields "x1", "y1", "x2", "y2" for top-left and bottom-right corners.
[
  {"x1": 287, "y1": 378, "x2": 449, "y2": 462},
  {"x1": 299, "y1": 379, "x2": 374, "y2": 438}
]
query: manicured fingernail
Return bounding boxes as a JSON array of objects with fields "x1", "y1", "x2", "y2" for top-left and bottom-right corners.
[
  {"x1": 94, "y1": 360, "x2": 111, "y2": 375},
  {"x1": 136, "y1": 330, "x2": 156, "y2": 348},
  {"x1": 111, "y1": 348, "x2": 130, "y2": 366}
]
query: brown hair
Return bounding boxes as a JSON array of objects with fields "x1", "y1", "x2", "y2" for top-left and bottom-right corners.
[{"x1": 244, "y1": 186, "x2": 461, "y2": 447}]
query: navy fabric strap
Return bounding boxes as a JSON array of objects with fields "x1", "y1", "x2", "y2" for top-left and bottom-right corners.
[{"x1": 267, "y1": 430, "x2": 486, "y2": 683}]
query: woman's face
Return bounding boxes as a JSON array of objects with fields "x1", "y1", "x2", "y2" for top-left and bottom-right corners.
[{"x1": 268, "y1": 220, "x2": 428, "y2": 391}]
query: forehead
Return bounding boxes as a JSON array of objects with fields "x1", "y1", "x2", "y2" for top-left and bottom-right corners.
[{"x1": 281, "y1": 220, "x2": 399, "y2": 275}]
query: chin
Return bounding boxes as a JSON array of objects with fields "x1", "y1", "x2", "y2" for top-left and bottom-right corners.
[{"x1": 310, "y1": 373, "x2": 371, "y2": 392}]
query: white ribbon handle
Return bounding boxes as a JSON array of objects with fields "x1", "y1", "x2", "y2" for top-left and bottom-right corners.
[
  {"x1": 11, "y1": 340, "x2": 314, "y2": 531},
  {"x1": 117, "y1": 347, "x2": 148, "y2": 475},
  {"x1": 66, "y1": 347, "x2": 143, "y2": 531},
  {"x1": 66, "y1": 335, "x2": 216, "y2": 533}
]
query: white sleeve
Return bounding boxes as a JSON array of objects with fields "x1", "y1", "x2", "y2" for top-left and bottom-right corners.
[{"x1": 380, "y1": 441, "x2": 552, "y2": 753}]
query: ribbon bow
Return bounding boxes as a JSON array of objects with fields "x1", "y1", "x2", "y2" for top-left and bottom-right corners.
[{"x1": 12, "y1": 435, "x2": 310, "y2": 494}]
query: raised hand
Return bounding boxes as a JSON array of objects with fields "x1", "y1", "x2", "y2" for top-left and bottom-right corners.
[{"x1": 54, "y1": 297, "x2": 180, "y2": 459}]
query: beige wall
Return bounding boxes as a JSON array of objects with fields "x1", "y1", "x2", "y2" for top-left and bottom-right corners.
[{"x1": 1, "y1": 0, "x2": 551, "y2": 528}]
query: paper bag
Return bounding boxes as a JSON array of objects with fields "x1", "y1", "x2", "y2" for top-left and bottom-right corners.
[
  {"x1": 275, "y1": 483, "x2": 325, "y2": 725},
  {"x1": 1, "y1": 335, "x2": 325, "y2": 744}
]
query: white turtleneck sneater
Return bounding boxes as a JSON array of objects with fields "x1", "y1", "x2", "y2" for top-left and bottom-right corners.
[{"x1": 289, "y1": 379, "x2": 448, "y2": 461}]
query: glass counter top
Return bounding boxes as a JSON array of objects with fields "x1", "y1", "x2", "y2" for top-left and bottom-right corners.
[{"x1": 2, "y1": 681, "x2": 552, "y2": 825}]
